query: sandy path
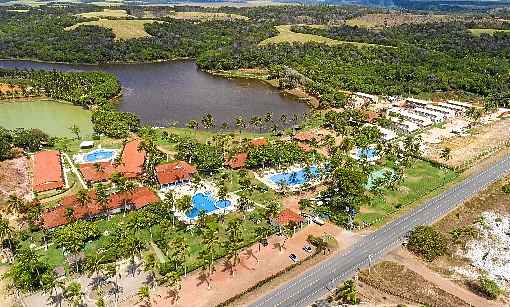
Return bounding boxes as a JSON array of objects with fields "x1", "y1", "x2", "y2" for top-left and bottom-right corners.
[{"x1": 388, "y1": 248, "x2": 500, "y2": 307}]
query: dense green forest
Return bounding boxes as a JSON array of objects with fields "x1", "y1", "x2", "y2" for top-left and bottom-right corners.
[
  {"x1": 0, "y1": 5, "x2": 509, "y2": 105},
  {"x1": 0, "y1": 68, "x2": 121, "y2": 106}
]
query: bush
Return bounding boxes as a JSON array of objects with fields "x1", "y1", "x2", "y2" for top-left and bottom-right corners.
[
  {"x1": 407, "y1": 225, "x2": 447, "y2": 261},
  {"x1": 502, "y1": 184, "x2": 510, "y2": 194},
  {"x1": 477, "y1": 275, "x2": 503, "y2": 300}
]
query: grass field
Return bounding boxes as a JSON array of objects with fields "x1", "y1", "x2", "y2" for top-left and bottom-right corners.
[
  {"x1": 468, "y1": 28, "x2": 510, "y2": 36},
  {"x1": 259, "y1": 25, "x2": 381, "y2": 47},
  {"x1": 66, "y1": 19, "x2": 160, "y2": 40},
  {"x1": 77, "y1": 9, "x2": 132, "y2": 19},
  {"x1": 356, "y1": 160, "x2": 457, "y2": 224},
  {"x1": 346, "y1": 13, "x2": 455, "y2": 29}
]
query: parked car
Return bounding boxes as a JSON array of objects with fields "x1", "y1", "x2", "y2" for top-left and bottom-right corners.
[
  {"x1": 312, "y1": 216, "x2": 325, "y2": 225},
  {"x1": 303, "y1": 244, "x2": 313, "y2": 253},
  {"x1": 289, "y1": 253, "x2": 299, "y2": 263}
]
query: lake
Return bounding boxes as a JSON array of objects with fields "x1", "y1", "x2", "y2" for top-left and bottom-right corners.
[
  {"x1": 0, "y1": 60, "x2": 308, "y2": 128},
  {"x1": 0, "y1": 99, "x2": 94, "y2": 137}
]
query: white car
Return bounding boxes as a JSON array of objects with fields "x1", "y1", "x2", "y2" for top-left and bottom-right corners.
[{"x1": 312, "y1": 216, "x2": 325, "y2": 225}]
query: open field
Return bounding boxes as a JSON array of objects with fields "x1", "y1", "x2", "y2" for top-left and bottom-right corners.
[
  {"x1": 168, "y1": 11, "x2": 249, "y2": 20},
  {"x1": 357, "y1": 159, "x2": 457, "y2": 225},
  {"x1": 346, "y1": 13, "x2": 457, "y2": 28},
  {"x1": 425, "y1": 119, "x2": 510, "y2": 169},
  {"x1": 469, "y1": 28, "x2": 510, "y2": 36},
  {"x1": 66, "y1": 19, "x2": 160, "y2": 40},
  {"x1": 259, "y1": 25, "x2": 377, "y2": 47},
  {"x1": 77, "y1": 8, "x2": 132, "y2": 18},
  {"x1": 0, "y1": 157, "x2": 32, "y2": 205}
]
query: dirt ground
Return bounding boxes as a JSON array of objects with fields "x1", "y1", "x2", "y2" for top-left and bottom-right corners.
[
  {"x1": 0, "y1": 83, "x2": 22, "y2": 94},
  {"x1": 424, "y1": 118, "x2": 510, "y2": 169},
  {"x1": 0, "y1": 157, "x2": 32, "y2": 205}
]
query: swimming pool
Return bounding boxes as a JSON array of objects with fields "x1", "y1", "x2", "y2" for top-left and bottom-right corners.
[
  {"x1": 186, "y1": 192, "x2": 231, "y2": 219},
  {"x1": 354, "y1": 147, "x2": 379, "y2": 160},
  {"x1": 267, "y1": 165, "x2": 320, "y2": 187},
  {"x1": 83, "y1": 149, "x2": 117, "y2": 163}
]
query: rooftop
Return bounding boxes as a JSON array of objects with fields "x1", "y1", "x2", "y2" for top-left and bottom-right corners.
[
  {"x1": 116, "y1": 139, "x2": 145, "y2": 178},
  {"x1": 42, "y1": 187, "x2": 159, "y2": 229},
  {"x1": 249, "y1": 137, "x2": 268, "y2": 147},
  {"x1": 79, "y1": 162, "x2": 116, "y2": 183},
  {"x1": 225, "y1": 153, "x2": 248, "y2": 169},
  {"x1": 156, "y1": 161, "x2": 197, "y2": 185},
  {"x1": 32, "y1": 150, "x2": 64, "y2": 193},
  {"x1": 277, "y1": 208, "x2": 304, "y2": 225},
  {"x1": 293, "y1": 131, "x2": 317, "y2": 142}
]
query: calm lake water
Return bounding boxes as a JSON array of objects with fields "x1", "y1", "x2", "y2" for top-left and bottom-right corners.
[
  {"x1": 0, "y1": 99, "x2": 93, "y2": 137},
  {"x1": 0, "y1": 60, "x2": 308, "y2": 128}
]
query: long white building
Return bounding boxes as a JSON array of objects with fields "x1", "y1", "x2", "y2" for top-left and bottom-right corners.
[
  {"x1": 413, "y1": 107, "x2": 445, "y2": 123},
  {"x1": 425, "y1": 104, "x2": 456, "y2": 118},
  {"x1": 390, "y1": 117, "x2": 419, "y2": 133},
  {"x1": 436, "y1": 102, "x2": 465, "y2": 114},
  {"x1": 388, "y1": 107, "x2": 433, "y2": 127},
  {"x1": 446, "y1": 100, "x2": 473, "y2": 109},
  {"x1": 406, "y1": 98, "x2": 430, "y2": 108}
]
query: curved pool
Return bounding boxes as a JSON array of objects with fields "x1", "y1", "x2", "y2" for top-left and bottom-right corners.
[{"x1": 187, "y1": 192, "x2": 231, "y2": 219}]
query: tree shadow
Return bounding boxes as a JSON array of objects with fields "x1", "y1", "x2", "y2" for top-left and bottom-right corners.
[
  {"x1": 244, "y1": 248, "x2": 259, "y2": 263},
  {"x1": 164, "y1": 288, "x2": 180, "y2": 305},
  {"x1": 144, "y1": 274, "x2": 156, "y2": 289},
  {"x1": 221, "y1": 258, "x2": 234, "y2": 276},
  {"x1": 127, "y1": 260, "x2": 141, "y2": 276},
  {"x1": 88, "y1": 275, "x2": 108, "y2": 291},
  {"x1": 47, "y1": 292, "x2": 63, "y2": 307},
  {"x1": 196, "y1": 270, "x2": 210, "y2": 289}
]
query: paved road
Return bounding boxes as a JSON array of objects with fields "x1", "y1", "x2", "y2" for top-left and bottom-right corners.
[{"x1": 250, "y1": 154, "x2": 510, "y2": 307}]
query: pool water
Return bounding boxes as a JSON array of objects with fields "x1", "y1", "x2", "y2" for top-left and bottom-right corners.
[
  {"x1": 355, "y1": 147, "x2": 378, "y2": 160},
  {"x1": 268, "y1": 165, "x2": 320, "y2": 186},
  {"x1": 186, "y1": 192, "x2": 231, "y2": 219},
  {"x1": 84, "y1": 149, "x2": 116, "y2": 163}
]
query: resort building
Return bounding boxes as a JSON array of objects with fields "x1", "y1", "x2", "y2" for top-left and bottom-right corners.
[
  {"x1": 225, "y1": 153, "x2": 248, "y2": 169},
  {"x1": 32, "y1": 150, "x2": 64, "y2": 193},
  {"x1": 354, "y1": 92, "x2": 379, "y2": 104},
  {"x1": 405, "y1": 97, "x2": 430, "y2": 108},
  {"x1": 275, "y1": 208, "x2": 304, "y2": 227},
  {"x1": 42, "y1": 187, "x2": 159, "y2": 229},
  {"x1": 446, "y1": 100, "x2": 474, "y2": 110},
  {"x1": 436, "y1": 102, "x2": 465, "y2": 115},
  {"x1": 156, "y1": 161, "x2": 197, "y2": 189},
  {"x1": 424, "y1": 104, "x2": 456, "y2": 118},
  {"x1": 293, "y1": 131, "x2": 318, "y2": 143},
  {"x1": 297, "y1": 142, "x2": 313, "y2": 153},
  {"x1": 249, "y1": 137, "x2": 268, "y2": 147},
  {"x1": 79, "y1": 162, "x2": 116, "y2": 185},
  {"x1": 116, "y1": 139, "x2": 146, "y2": 179},
  {"x1": 412, "y1": 107, "x2": 445, "y2": 123},
  {"x1": 388, "y1": 107, "x2": 433, "y2": 127},
  {"x1": 390, "y1": 117, "x2": 419, "y2": 133}
]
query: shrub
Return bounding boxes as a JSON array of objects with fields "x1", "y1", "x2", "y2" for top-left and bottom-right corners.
[
  {"x1": 502, "y1": 184, "x2": 510, "y2": 194},
  {"x1": 407, "y1": 225, "x2": 447, "y2": 261},
  {"x1": 477, "y1": 275, "x2": 503, "y2": 300}
]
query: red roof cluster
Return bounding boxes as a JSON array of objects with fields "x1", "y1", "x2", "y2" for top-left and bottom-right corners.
[
  {"x1": 225, "y1": 153, "x2": 248, "y2": 169},
  {"x1": 32, "y1": 150, "x2": 64, "y2": 193},
  {"x1": 155, "y1": 161, "x2": 197, "y2": 185},
  {"x1": 249, "y1": 137, "x2": 268, "y2": 147},
  {"x1": 42, "y1": 187, "x2": 159, "y2": 229},
  {"x1": 276, "y1": 208, "x2": 304, "y2": 225},
  {"x1": 297, "y1": 142, "x2": 313, "y2": 153},
  {"x1": 79, "y1": 139, "x2": 146, "y2": 184},
  {"x1": 364, "y1": 111, "x2": 381, "y2": 123},
  {"x1": 293, "y1": 131, "x2": 317, "y2": 142}
]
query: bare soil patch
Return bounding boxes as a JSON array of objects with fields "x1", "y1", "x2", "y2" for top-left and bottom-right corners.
[
  {"x1": 0, "y1": 83, "x2": 22, "y2": 94},
  {"x1": 0, "y1": 157, "x2": 32, "y2": 205}
]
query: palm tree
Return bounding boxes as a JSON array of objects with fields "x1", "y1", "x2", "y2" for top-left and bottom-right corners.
[
  {"x1": 0, "y1": 218, "x2": 13, "y2": 251},
  {"x1": 440, "y1": 147, "x2": 451, "y2": 161},
  {"x1": 75, "y1": 189, "x2": 90, "y2": 219},
  {"x1": 175, "y1": 195, "x2": 193, "y2": 216},
  {"x1": 137, "y1": 285, "x2": 151, "y2": 306},
  {"x1": 254, "y1": 225, "x2": 272, "y2": 254},
  {"x1": 224, "y1": 218, "x2": 244, "y2": 277},
  {"x1": 202, "y1": 227, "x2": 219, "y2": 277},
  {"x1": 63, "y1": 282, "x2": 84, "y2": 307},
  {"x1": 68, "y1": 124, "x2": 80, "y2": 140},
  {"x1": 6, "y1": 194, "x2": 24, "y2": 215},
  {"x1": 94, "y1": 184, "x2": 110, "y2": 219},
  {"x1": 234, "y1": 116, "x2": 246, "y2": 134},
  {"x1": 264, "y1": 201, "x2": 280, "y2": 223},
  {"x1": 201, "y1": 113, "x2": 215, "y2": 129}
]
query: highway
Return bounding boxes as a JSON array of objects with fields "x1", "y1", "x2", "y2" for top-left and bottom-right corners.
[{"x1": 250, "y1": 154, "x2": 510, "y2": 307}]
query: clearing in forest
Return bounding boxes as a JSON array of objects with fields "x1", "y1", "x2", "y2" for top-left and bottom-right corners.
[
  {"x1": 168, "y1": 11, "x2": 249, "y2": 20},
  {"x1": 77, "y1": 8, "x2": 133, "y2": 18},
  {"x1": 469, "y1": 28, "x2": 510, "y2": 36},
  {"x1": 65, "y1": 19, "x2": 160, "y2": 40},
  {"x1": 346, "y1": 13, "x2": 456, "y2": 28},
  {"x1": 259, "y1": 25, "x2": 378, "y2": 47}
]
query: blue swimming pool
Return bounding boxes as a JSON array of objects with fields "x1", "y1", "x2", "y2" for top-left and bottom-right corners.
[
  {"x1": 268, "y1": 165, "x2": 320, "y2": 187},
  {"x1": 84, "y1": 149, "x2": 116, "y2": 163},
  {"x1": 355, "y1": 148, "x2": 378, "y2": 160},
  {"x1": 186, "y1": 192, "x2": 231, "y2": 219}
]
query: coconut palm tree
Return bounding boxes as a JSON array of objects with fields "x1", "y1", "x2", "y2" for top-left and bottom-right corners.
[
  {"x1": 175, "y1": 195, "x2": 193, "y2": 216},
  {"x1": 234, "y1": 116, "x2": 246, "y2": 134},
  {"x1": 94, "y1": 184, "x2": 110, "y2": 219},
  {"x1": 0, "y1": 217, "x2": 13, "y2": 251},
  {"x1": 63, "y1": 282, "x2": 84, "y2": 307},
  {"x1": 223, "y1": 218, "x2": 244, "y2": 277},
  {"x1": 137, "y1": 285, "x2": 151, "y2": 306}
]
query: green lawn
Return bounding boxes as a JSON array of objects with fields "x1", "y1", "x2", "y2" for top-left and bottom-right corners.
[
  {"x1": 468, "y1": 28, "x2": 510, "y2": 36},
  {"x1": 356, "y1": 159, "x2": 457, "y2": 224}
]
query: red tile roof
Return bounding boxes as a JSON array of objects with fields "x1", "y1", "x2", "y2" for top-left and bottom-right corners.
[
  {"x1": 32, "y1": 151, "x2": 64, "y2": 193},
  {"x1": 277, "y1": 209, "x2": 304, "y2": 225},
  {"x1": 364, "y1": 111, "x2": 381, "y2": 123},
  {"x1": 293, "y1": 131, "x2": 316, "y2": 142},
  {"x1": 225, "y1": 153, "x2": 248, "y2": 169},
  {"x1": 249, "y1": 137, "x2": 268, "y2": 147},
  {"x1": 42, "y1": 187, "x2": 159, "y2": 229},
  {"x1": 155, "y1": 161, "x2": 197, "y2": 185},
  {"x1": 116, "y1": 139, "x2": 145, "y2": 179},
  {"x1": 79, "y1": 162, "x2": 116, "y2": 183},
  {"x1": 297, "y1": 142, "x2": 313, "y2": 153}
]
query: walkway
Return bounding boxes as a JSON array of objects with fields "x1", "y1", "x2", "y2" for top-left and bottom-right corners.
[{"x1": 62, "y1": 153, "x2": 87, "y2": 189}]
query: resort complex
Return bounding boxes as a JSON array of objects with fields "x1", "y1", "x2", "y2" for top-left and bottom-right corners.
[{"x1": 0, "y1": 3, "x2": 510, "y2": 307}]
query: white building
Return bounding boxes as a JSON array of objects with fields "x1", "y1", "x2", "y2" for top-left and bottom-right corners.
[
  {"x1": 424, "y1": 104, "x2": 456, "y2": 118},
  {"x1": 390, "y1": 117, "x2": 419, "y2": 133},
  {"x1": 388, "y1": 107, "x2": 433, "y2": 127},
  {"x1": 446, "y1": 100, "x2": 473, "y2": 110},
  {"x1": 355, "y1": 92, "x2": 379, "y2": 103},
  {"x1": 363, "y1": 123, "x2": 397, "y2": 141},
  {"x1": 412, "y1": 107, "x2": 445, "y2": 123},
  {"x1": 436, "y1": 102, "x2": 465, "y2": 115},
  {"x1": 406, "y1": 98, "x2": 430, "y2": 108}
]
